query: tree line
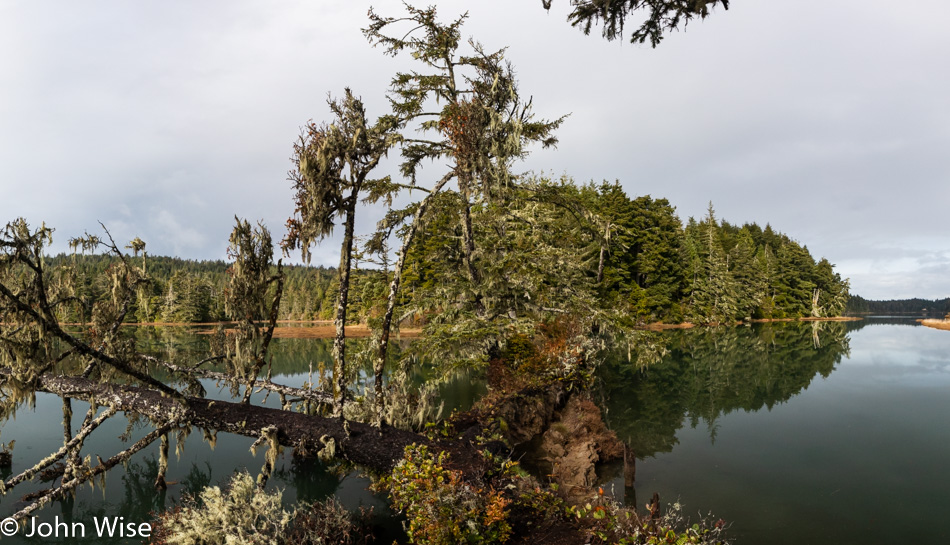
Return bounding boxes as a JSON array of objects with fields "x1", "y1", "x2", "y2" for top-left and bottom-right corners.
[
  {"x1": 40, "y1": 253, "x2": 360, "y2": 324},
  {"x1": 42, "y1": 185, "x2": 850, "y2": 328},
  {"x1": 846, "y1": 295, "x2": 950, "y2": 317}
]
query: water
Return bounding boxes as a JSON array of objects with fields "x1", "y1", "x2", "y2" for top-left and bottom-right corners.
[
  {"x1": 599, "y1": 319, "x2": 950, "y2": 544},
  {"x1": 0, "y1": 327, "x2": 481, "y2": 544},
  {"x1": 3, "y1": 321, "x2": 948, "y2": 544}
]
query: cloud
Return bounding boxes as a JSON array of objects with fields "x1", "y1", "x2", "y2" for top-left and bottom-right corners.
[{"x1": 2, "y1": 0, "x2": 949, "y2": 298}]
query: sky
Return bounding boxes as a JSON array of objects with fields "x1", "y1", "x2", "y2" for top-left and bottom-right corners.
[{"x1": 2, "y1": 0, "x2": 948, "y2": 300}]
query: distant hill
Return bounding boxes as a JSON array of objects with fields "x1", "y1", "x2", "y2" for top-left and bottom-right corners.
[{"x1": 846, "y1": 295, "x2": 950, "y2": 317}]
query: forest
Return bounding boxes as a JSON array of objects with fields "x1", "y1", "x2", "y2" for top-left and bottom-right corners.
[
  {"x1": 44, "y1": 187, "x2": 848, "y2": 328},
  {"x1": 845, "y1": 295, "x2": 950, "y2": 316}
]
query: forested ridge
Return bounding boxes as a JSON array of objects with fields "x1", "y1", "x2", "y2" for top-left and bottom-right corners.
[
  {"x1": 846, "y1": 295, "x2": 950, "y2": 316},
  {"x1": 44, "y1": 182, "x2": 849, "y2": 327}
]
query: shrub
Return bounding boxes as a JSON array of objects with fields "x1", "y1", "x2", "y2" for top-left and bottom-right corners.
[
  {"x1": 151, "y1": 472, "x2": 377, "y2": 545},
  {"x1": 150, "y1": 471, "x2": 292, "y2": 545},
  {"x1": 288, "y1": 498, "x2": 376, "y2": 545},
  {"x1": 382, "y1": 444, "x2": 512, "y2": 545}
]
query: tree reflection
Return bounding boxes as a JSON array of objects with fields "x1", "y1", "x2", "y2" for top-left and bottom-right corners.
[
  {"x1": 600, "y1": 322, "x2": 851, "y2": 458},
  {"x1": 271, "y1": 456, "x2": 342, "y2": 504}
]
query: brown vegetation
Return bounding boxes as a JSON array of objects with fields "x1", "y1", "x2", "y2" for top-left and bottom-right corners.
[
  {"x1": 919, "y1": 319, "x2": 950, "y2": 331},
  {"x1": 192, "y1": 324, "x2": 422, "y2": 338},
  {"x1": 751, "y1": 316, "x2": 861, "y2": 323}
]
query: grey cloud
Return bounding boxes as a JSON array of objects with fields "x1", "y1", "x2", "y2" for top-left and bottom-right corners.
[{"x1": 2, "y1": 0, "x2": 948, "y2": 299}]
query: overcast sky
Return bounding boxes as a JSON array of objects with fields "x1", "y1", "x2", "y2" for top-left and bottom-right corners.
[{"x1": 2, "y1": 1, "x2": 948, "y2": 300}]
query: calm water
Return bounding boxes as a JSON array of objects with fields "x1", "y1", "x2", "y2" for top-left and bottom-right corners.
[
  {"x1": 599, "y1": 319, "x2": 950, "y2": 544},
  {"x1": 0, "y1": 328, "x2": 481, "y2": 544},
  {"x1": 2, "y1": 321, "x2": 948, "y2": 544}
]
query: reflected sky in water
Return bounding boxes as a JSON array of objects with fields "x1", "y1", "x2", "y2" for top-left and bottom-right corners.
[{"x1": 600, "y1": 319, "x2": 950, "y2": 545}]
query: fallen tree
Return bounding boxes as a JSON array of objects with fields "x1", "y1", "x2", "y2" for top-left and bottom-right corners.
[{"x1": 0, "y1": 214, "x2": 728, "y2": 544}]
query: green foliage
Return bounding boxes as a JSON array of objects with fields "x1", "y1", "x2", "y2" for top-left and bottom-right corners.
[
  {"x1": 364, "y1": 4, "x2": 564, "y2": 188},
  {"x1": 35, "y1": 253, "x2": 376, "y2": 324},
  {"x1": 283, "y1": 89, "x2": 400, "y2": 264},
  {"x1": 679, "y1": 204, "x2": 850, "y2": 323},
  {"x1": 570, "y1": 498, "x2": 729, "y2": 544},
  {"x1": 221, "y1": 218, "x2": 283, "y2": 401},
  {"x1": 400, "y1": 177, "x2": 622, "y2": 376},
  {"x1": 382, "y1": 444, "x2": 512, "y2": 544},
  {"x1": 846, "y1": 295, "x2": 950, "y2": 316}
]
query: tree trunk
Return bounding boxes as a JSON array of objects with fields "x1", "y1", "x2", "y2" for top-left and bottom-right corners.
[
  {"x1": 25, "y1": 372, "x2": 426, "y2": 474},
  {"x1": 333, "y1": 191, "x2": 359, "y2": 418},
  {"x1": 459, "y1": 191, "x2": 480, "y2": 287},
  {"x1": 373, "y1": 173, "x2": 453, "y2": 427}
]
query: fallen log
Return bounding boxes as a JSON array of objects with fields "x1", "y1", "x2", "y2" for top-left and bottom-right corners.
[
  {"x1": 4, "y1": 370, "x2": 617, "y2": 544},
  {"x1": 28, "y1": 372, "x2": 434, "y2": 474}
]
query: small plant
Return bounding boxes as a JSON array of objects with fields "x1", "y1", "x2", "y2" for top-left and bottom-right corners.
[
  {"x1": 381, "y1": 444, "x2": 512, "y2": 545},
  {"x1": 150, "y1": 471, "x2": 293, "y2": 545},
  {"x1": 566, "y1": 494, "x2": 730, "y2": 545},
  {"x1": 287, "y1": 498, "x2": 376, "y2": 545}
]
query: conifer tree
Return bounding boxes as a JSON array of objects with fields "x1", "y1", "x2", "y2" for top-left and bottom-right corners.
[
  {"x1": 283, "y1": 89, "x2": 400, "y2": 418},
  {"x1": 364, "y1": 4, "x2": 564, "y2": 300},
  {"x1": 362, "y1": 4, "x2": 564, "y2": 423},
  {"x1": 224, "y1": 218, "x2": 283, "y2": 404},
  {"x1": 729, "y1": 229, "x2": 765, "y2": 319}
]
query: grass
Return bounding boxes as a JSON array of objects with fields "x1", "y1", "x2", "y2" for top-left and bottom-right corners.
[{"x1": 920, "y1": 319, "x2": 950, "y2": 331}]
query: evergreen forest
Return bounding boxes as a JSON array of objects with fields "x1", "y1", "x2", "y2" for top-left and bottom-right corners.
[
  {"x1": 846, "y1": 295, "x2": 950, "y2": 316},
  {"x1": 44, "y1": 182, "x2": 849, "y2": 328}
]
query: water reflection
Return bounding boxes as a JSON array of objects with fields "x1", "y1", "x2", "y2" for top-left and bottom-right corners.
[
  {"x1": 0, "y1": 327, "x2": 463, "y2": 543},
  {"x1": 600, "y1": 321, "x2": 851, "y2": 459}
]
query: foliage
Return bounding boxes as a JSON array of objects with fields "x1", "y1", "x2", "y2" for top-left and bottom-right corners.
[
  {"x1": 542, "y1": 0, "x2": 730, "y2": 46},
  {"x1": 283, "y1": 90, "x2": 400, "y2": 265},
  {"x1": 222, "y1": 218, "x2": 283, "y2": 402},
  {"x1": 284, "y1": 88, "x2": 401, "y2": 417},
  {"x1": 846, "y1": 295, "x2": 950, "y2": 316},
  {"x1": 680, "y1": 204, "x2": 850, "y2": 323},
  {"x1": 150, "y1": 471, "x2": 293, "y2": 545},
  {"x1": 150, "y1": 471, "x2": 377, "y2": 545},
  {"x1": 398, "y1": 177, "x2": 626, "y2": 377},
  {"x1": 568, "y1": 495, "x2": 729, "y2": 545},
  {"x1": 382, "y1": 444, "x2": 512, "y2": 545},
  {"x1": 286, "y1": 498, "x2": 377, "y2": 545}
]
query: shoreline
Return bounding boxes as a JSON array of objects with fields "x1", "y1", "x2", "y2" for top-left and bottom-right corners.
[
  {"x1": 637, "y1": 316, "x2": 861, "y2": 330},
  {"x1": 919, "y1": 319, "x2": 950, "y2": 332},
  {"x1": 29, "y1": 317, "x2": 861, "y2": 338}
]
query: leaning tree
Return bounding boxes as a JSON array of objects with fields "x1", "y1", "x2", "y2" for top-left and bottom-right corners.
[{"x1": 358, "y1": 5, "x2": 568, "y2": 416}]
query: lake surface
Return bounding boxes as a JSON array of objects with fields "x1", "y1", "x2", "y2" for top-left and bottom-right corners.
[
  {"x1": 0, "y1": 329, "x2": 478, "y2": 544},
  {"x1": 598, "y1": 318, "x2": 950, "y2": 544},
  {"x1": 1, "y1": 320, "x2": 948, "y2": 544}
]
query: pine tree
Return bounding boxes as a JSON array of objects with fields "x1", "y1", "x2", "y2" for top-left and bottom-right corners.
[{"x1": 283, "y1": 90, "x2": 400, "y2": 418}]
